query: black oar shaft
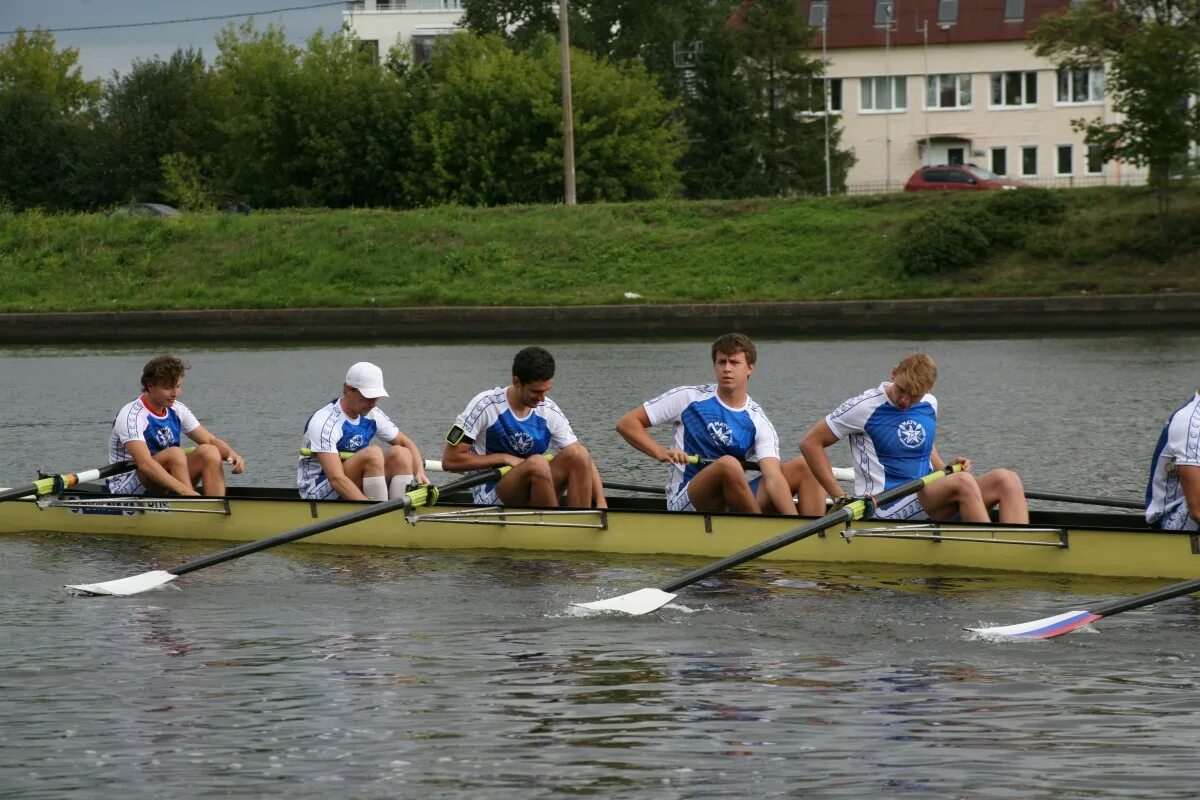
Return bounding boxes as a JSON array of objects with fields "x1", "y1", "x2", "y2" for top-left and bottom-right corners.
[
  {"x1": 1025, "y1": 490, "x2": 1143, "y2": 510},
  {"x1": 660, "y1": 466, "x2": 955, "y2": 593},
  {"x1": 167, "y1": 468, "x2": 501, "y2": 578},
  {"x1": 603, "y1": 481, "x2": 665, "y2": 494},
  {"x1": 1092, "y1": 576, "x2": 1200, "y2": 617}
]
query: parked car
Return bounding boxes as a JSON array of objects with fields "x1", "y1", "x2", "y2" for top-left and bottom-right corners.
[
  {"x1": 107, "y1": 203, "x2": 182, "y2": 218},
  {"x1": 903, "y1": 164, "x2": 1026, "y2": 192}
]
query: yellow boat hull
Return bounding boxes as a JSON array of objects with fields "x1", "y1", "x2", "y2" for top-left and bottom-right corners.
[{"x1": 4, "y1": 489, "x2": 1195, "y2": 580}]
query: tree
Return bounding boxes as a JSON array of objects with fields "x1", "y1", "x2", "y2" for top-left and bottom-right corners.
[
  {"x1": 0, "y1": 28, "x2": 101, "y2": 114},
  {"x1": 461, "y1": 0, "x2": 714, "y2": 97},
  {"x1": 1029, "y1": 0, "x2": 1200, "y2": 213},
  {"x1": 406, "y1": 33, "x2": 683, "y2": 204},
  {"x1": 680, "y1": 25, "x2": 765, "y2": 198},
  {"x1": 97, "y1": 49, "x2": 223, "y2": 204},
  {"x1": 732, "y1": 0, "x2": 846, "y2": 196}
]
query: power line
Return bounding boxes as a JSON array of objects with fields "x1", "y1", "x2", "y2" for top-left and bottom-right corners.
[{"x1": 0, "y1": 2, "x2": 349, "y2": 36}]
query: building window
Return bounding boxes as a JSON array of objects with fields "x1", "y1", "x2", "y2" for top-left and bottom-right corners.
[
  {"x1": 937, "y1": 0, "x2": 958, "y2": 24},
  {"x1": 1004, "y1": 0, "x2": 1025, "y2": 21},
  {"x1": 412, "y1": 34, "x2": 441, "y2": 65},
  {"x1": 357, "y1": 39, "x2": 379, "y2": 64},
  {"x1": 874, "y1": 0, "x2": 894, "y2": 27},
  {"x1": 1087, "y1": 144, "x2": 1105, "y2": 173},
  {"x1": 991, "y1": 147, "x2": 1008, "y2": 176},
  {"x1": 991, "y1": 71, "x2": 1038, "y2": 107},
  {"x1": 1021, "y1": 146, "x2": 1037, "y2": 176},
  {"x1": 1057, "y1": 67, "x2": 1105, "y2": 104},
  {"x1": 860, "y1": 76, "x2": 906, "y2": 111},
  {"x1": 809, "y1": 0, "x2": 828, "y2": 29},
  {"x1": 808, "y1": 77, "x2": 843, "y2": 112},
  {"x1": 347, "y1": 0, "x2": 365, "y2": 8},
  {"x1": 1056, "y1": 144, "x2": 1074, "y2": 175},
  {"x1": 926, "y1": 74, "x2": 971, "y2": 109}
]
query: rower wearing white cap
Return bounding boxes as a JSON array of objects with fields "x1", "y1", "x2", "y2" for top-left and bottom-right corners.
[{"x1": 297, "y1": 362, "x2": 427, "y2": 501}]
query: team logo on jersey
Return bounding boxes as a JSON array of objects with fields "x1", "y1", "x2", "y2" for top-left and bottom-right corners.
[
  {"x1": 507, "y1": 431, "x2": 535, "y2": 455},
  {"x1": 153, "y1": 427, "x2": 175, "y2": 449},
  {"x1": 706, "y1": 421, "x2": 734, "y2": 446},
  {"x1": 897, "y1": 419, "x2": 926, "y2": 449},
  {"x1": 345, "y1": 434, "x2": 366, "y2": 451}
]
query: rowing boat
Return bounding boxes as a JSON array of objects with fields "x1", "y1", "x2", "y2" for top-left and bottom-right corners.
[{"x1": 2, "y1": 483, "x2": 1193, "y2": 580}]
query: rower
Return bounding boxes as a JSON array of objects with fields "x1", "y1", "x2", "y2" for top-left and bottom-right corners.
[
  {"x1": 799, "y1": 352, "x2": 1028, "y2": 524},
  {"x1": 297, "y1": 362, "x2": 427, "y2": 502},
  {"x1": 441, "y1": 346, "x2": 605, "y2": 509},
  {"x1": 107, "y1": 355, "x2": 245, "y2": 497},
  {"x1": 1144, "y1": 385, "x2": 1200, "y2": 531},
  {"x1": 615, "y1": 332, "x2": 825, "y2": 516}
]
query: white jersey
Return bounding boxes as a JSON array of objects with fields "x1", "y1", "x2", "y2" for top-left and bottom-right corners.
[
  {"x1": 453, "y1": 387, "x2": 577, "y2": 504},
  {"x1": 107, "y1": 397, "x2": 201, "y2": 494},
  {"x1": 297, "y1": 399, "x2": 400, "y2": 500},
  {"x1": 825, "y1": 383, "x2": 938, "y2": 515},
  {"x1": 643, "y1": 384, "x2": 781, "y2": 501},
  {"x1": 1145, "y1": 391, "x2": 1200, "y2": 531}
]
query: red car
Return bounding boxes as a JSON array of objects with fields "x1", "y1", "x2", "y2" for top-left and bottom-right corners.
[{"x1": 904, "y1": 164, "x2": 1026, "y2": 191}]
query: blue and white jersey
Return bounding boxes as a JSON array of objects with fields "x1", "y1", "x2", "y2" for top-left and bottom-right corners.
[
  {"x1": 643, "y1": 384, "x2": 781, "y2": 499},
  {"x1": 297, "y1": 399, "x2": 400, "y2": 499},
  {"x1": 1145, "y1": 391, "x2": 1200, "y2": 531},
  {"x1": 107, "y1": 397, "x2": 201, "y2": 493},
  {"x1": 826, "y1": 383, "x2": 938, "y2": 507},
  {"x1": 453, "y1": 386, "x2": 578, "y2": 503}
]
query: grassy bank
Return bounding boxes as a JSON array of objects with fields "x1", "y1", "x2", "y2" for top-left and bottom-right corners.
[{"x1": 2, "y1": 186, "x2": 1199, "y2": 312}]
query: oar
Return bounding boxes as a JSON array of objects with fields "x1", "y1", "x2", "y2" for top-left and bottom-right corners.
[
  {"x1": 691, "y1": 455, "x2": 853, "y2": 482},
  {"x1": 1024, "y1": 490, "x2": 1143, "y2": 510},
  {"x1": 65, "y1": 466, "x2": 508, "y2": 597},
  {"x1": 967, "y1": 576, "x2": 1200, "y2": 639},
  {"x1": 574, "y1": 465, "x2": 960, "y2": 615},
  {"x1": 0, "y1": 461, "x2": 138, "y2": 503},
  {"x1": 299, "y1": 448, "x2": 445, "y2": 474}
]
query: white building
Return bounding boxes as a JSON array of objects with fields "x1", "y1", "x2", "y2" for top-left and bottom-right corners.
[
  {"x1": 798, "y1": 0, "x2": 1148, "y2": 192},
  {"x1": 343, "y1": 0, "x2": 465, "y2": 65}
]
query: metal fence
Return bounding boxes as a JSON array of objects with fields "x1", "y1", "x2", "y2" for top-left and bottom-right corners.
[{"x1": 843, "y1": 171, "x2": 1149, "y2": 195}]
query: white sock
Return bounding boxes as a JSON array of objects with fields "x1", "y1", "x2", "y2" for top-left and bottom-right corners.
[
  {"x1": 363, "y1": 475, "x2": 388, "y2": 502},
  {"x1": 388, "y1": 474, "x2": 414, "y2": 499}
]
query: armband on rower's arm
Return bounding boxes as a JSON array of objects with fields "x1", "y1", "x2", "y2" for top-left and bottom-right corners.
[{"x1": 445, "y1": 424, "x2": 473, "y2": 447}]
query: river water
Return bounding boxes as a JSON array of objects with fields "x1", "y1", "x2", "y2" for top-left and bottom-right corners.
[{"x1": 2, "y1": 335, "x2": 1198, "y2": 798}]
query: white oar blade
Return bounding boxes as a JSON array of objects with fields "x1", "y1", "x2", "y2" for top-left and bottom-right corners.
[
  {"x1": 65, "y1": 570, "x2": 178, "y2": 597},
  {"x1": 573, "y1": 588, "x2": 677, "y2": 616},
  {"x1": 967, "y1": 609, "x2": 1100, "y2": 639}
]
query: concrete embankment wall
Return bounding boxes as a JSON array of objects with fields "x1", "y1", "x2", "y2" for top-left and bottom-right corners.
[{"x1": 0, "y1": 293, "x2": 1192, "y2": 344}]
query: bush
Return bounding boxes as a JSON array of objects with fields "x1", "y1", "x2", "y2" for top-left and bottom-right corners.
[
  {"x1": 896, "y1": 206, "x2": 989, "y2": 276},
  {"x1": 985, "y1": 187, "x2": 1065, "y2": 226}
]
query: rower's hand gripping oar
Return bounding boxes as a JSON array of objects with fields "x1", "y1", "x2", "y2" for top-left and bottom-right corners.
[
  {"x1": 65, "y1": 466, "x2": 509, "y2": 597},
  {"x1": 0, "y1": 461, "x2": 137, "y2": 503},
  {"x1": 574, "y1": 465, "x2": 960, "y2": 616},
  {"x1": 967, "y1": 575, "x2": 1200, "y2": 640}
]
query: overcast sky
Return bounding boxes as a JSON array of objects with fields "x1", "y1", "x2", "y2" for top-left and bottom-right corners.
[{"x1": 1, "y1": 0, "x2": 345, "y2": 81}]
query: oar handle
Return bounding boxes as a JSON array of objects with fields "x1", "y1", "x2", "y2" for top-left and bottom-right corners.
[
  {"x1": 166, "y1": 467, "x2": 506, "y2": 578},
  {"x1": 658, "y1": 465, "x2": 959, "y2": 593}
]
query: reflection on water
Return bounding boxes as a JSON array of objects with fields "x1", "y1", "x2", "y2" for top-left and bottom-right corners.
[{"x1": 3, "y1": 336, "x2": 1200, "y2": 798}]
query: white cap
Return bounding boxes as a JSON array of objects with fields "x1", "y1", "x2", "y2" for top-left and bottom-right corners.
[{"x1": 345, "y1": 361, "x2": 388, "y2": 399}]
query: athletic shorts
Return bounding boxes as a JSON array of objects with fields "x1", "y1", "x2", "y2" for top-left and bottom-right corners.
[
  {"x1": 872, "y1": 493, "x2": 930, "y2": 521},
  {"x1": 299, "y1": 479, "x2": 338, "y2": 501},
  {"x1": 107, "y1": 471, "x2": 148, "y2": 496}
]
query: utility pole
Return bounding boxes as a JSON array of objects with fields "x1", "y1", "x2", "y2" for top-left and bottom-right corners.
[
  {"x1": 822, "y1": 8, "x2": 831, "y2": 196},
  {"x1": 560, "y1": 0, "x2": 577, "y2": 205}
]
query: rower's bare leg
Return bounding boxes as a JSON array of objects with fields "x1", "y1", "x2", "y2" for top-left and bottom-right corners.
[
  {"x1": 146, "y1": 447, "x2": 192, "y2": 493},
  {"x1": 977, "y1": 469, "x2": 1028, "y2": 524},
  {"x1": 773, "y1": 456, "x2": 826, "y2": 516},
  {"x1": 590, "y1": 461, "x2": 608, "y2": 509},
  {"x1": 919, "y1": 473, "x2": 989, "y2": 522},
  {"x1": 384, "y1": 447, "x2": 417, "y2": 498},
  {"x1": 343, "y1": 446, "x2": 386, "y2": 500},
  {"x1": 186, "y1": 444, "x2": 225, "y2": 497},
  {"x1": 497, "y1": 457, "x2": 557, "y2": 507},
  {"x1": 550, "y1": 445, "x2": 594, "y2": 508},
  {"x1": 687, "y1": 455, "x2": 759, "y2": 513}
]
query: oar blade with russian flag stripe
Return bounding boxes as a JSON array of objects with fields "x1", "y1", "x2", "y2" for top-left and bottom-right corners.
[{"x1": 967, "y1": 575, "x2": 1200, "y2": 640}]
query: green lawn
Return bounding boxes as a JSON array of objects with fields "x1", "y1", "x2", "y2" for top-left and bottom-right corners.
[{"x1": 2, "y1": 186, "x2": 1197, "y2": 312}]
